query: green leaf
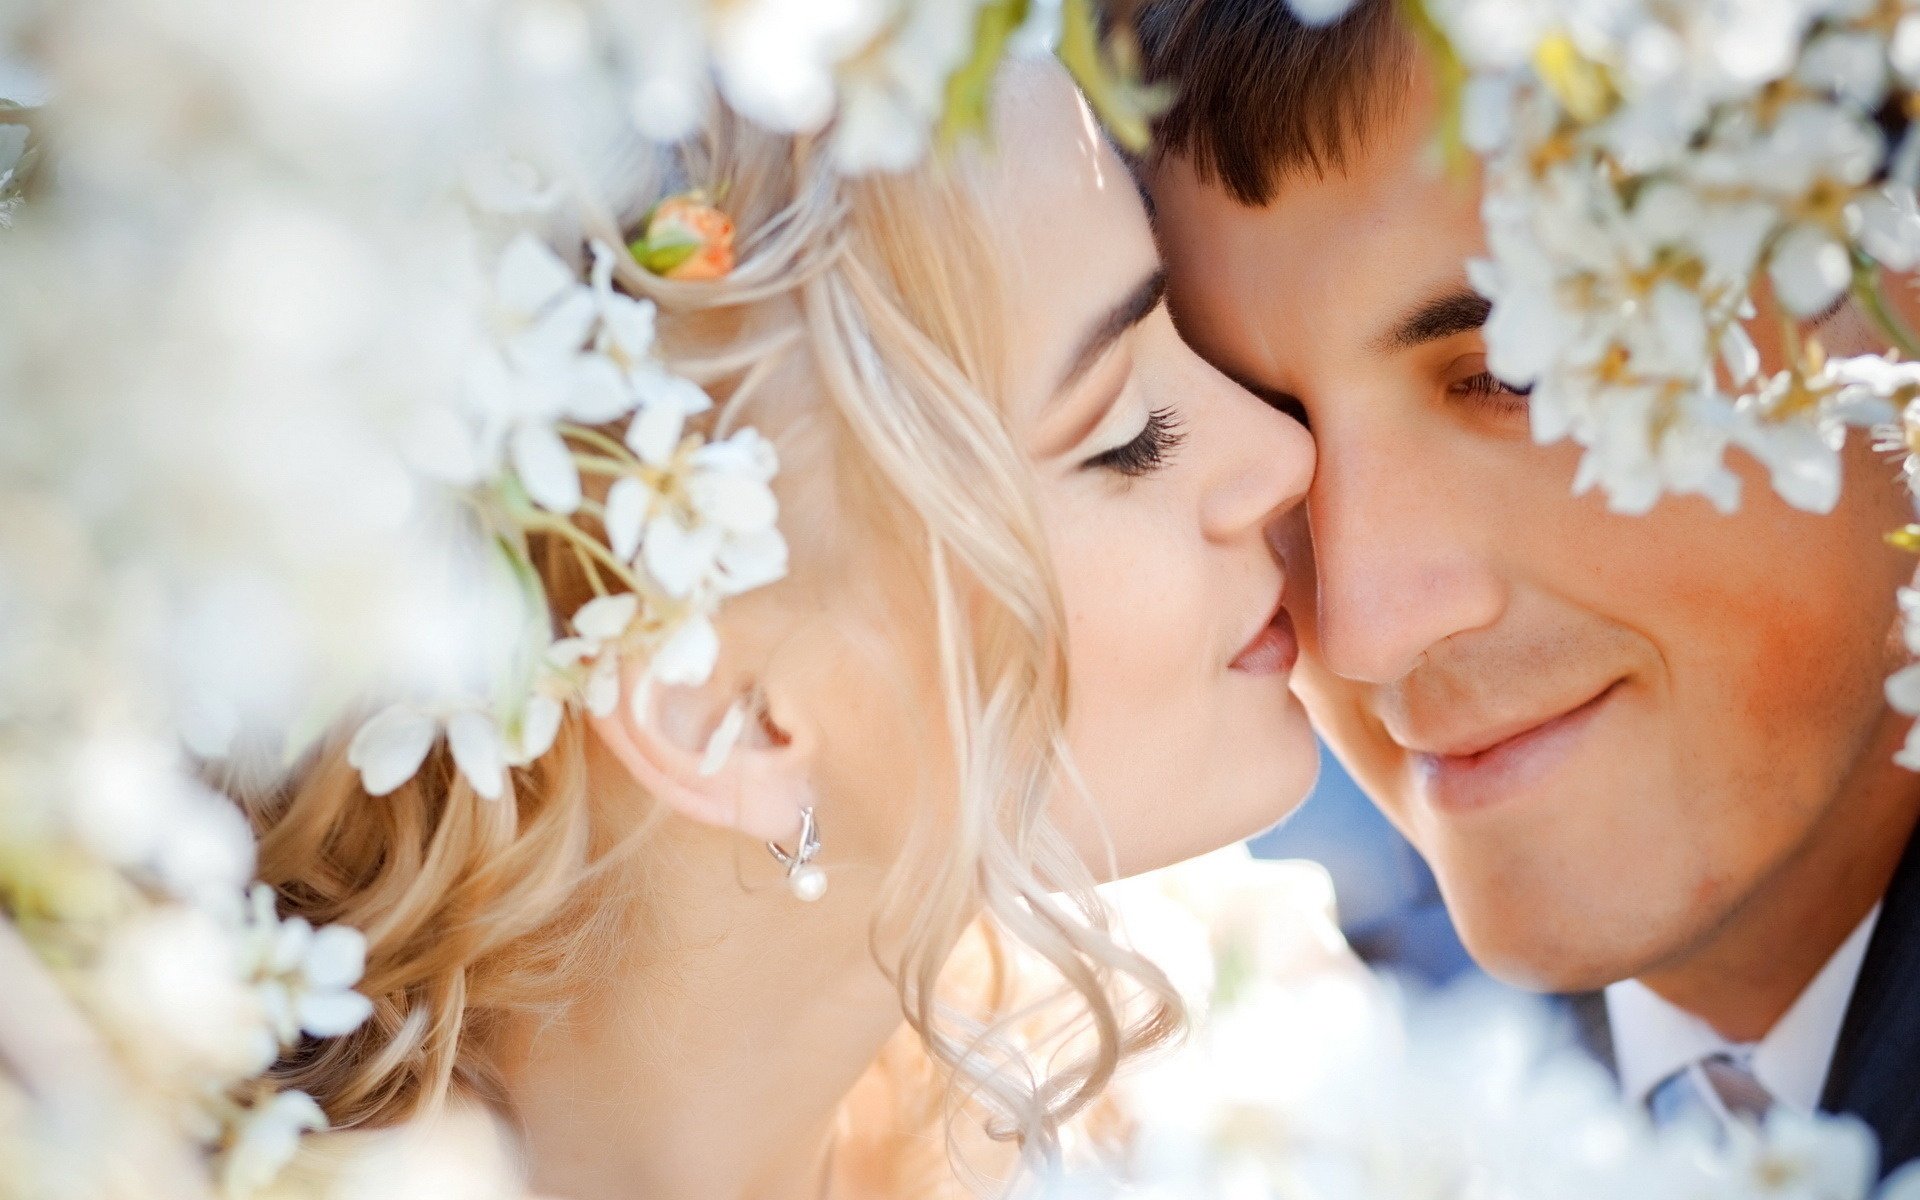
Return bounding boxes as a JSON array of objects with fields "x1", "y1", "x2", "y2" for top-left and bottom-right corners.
[
  {"x1": 630, "y1": 232, "x2": 701, "y2": 277},
  {"x1": 1055, "y1": 0, "x2": 1171, "y2": 154},
  {"x1": 1395, "y1": 0, "x2": 1473, "y2": 177},
  {"x1": 938, "y1": 0, "x2": 1030, "y2": 153}
]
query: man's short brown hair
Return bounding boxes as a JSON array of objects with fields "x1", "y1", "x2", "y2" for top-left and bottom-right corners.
[{"x1": 1130, "y1": 0, "x2": 1416, "y2": 206}]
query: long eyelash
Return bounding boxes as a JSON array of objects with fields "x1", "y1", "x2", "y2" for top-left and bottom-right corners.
[
  {"x1": 1084, "y1": 407, "x2": 1187, "y2": 477},
  {"x1": 1457, "y1": 371, "x2": 1532, "y2": 408}
]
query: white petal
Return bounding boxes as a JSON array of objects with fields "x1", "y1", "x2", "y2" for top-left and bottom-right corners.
[
  {"x1": 545, "y1": 636, "x2": 595, "y2": 667},
  {"x1": 1694, "y1": 202, "x2": 1778, "y2": 282},
  {"x1": 828, "y1": 84, "x2": 930, "y2": 175},
  {"x1": 590, "y1": 243, "x2": 658, "y2": 358},
  {"x1": 715, "y1": 527, "x2": 789, "y2": 594},
  {"x1": 688, "y1": 472, "x2": 778, "y2": 533},
  {"x1": 625, "y1": 400, "x2": 687, "y2": 468},
  {"x1": 401, "y1": 397, "x2": 488, "y2": 486},
  {"x1": 221, "y1": 1091, "x2": 327, "y2": 1199},
  {"x1": 270, "y1": 917, "x2": 313, "y2": 975},
  {"x1": 1643, "y1": 281, "x2": 1709, "y2": 376},
  {"x1": 1893, "y1": 18, "x2": 1920, "y2": 93},
  {"x1": 605, "y1": 476, "x2": 648, "y2": 562},
  {"x1": 346, "y1": 706, "x2": 437, "y2": 796},
  {"x1": 1798, "y1": 31, "x2": 1889, "y2": 111},
  {"x1": 698, "y1": 700, "x2": 749, "y2": 777},
  {"x1": 510, "y1": 421, "x2": 583, "y2": 514},
  {"x1": 1887, "y1": 663, "x2": 1920, "y2": 714},
  {"x1": 511, "y1": 292, "x2": 598, "y2": 368},
  {"x1": 566, "y1": 354, "x2": 638, "y2": 424},
  {"x1": 696, "y1": 428, "x2": 778, "y2": 480},
  {"x1": 1897, "y1": 720, "x2": 1920, "y2": 773},
  {"x1": 1720, "y1": 323, "x2": 1761, "y2": 387},
  {"x1": 651, "y1": 614, "x2": 720, "y2": 686},
  {"x1": 642, "y1": 513, "x2": 722, "y2": 599},
  {"x1": 496, "y1": 234, "x2": 578, "y2": 317},
  {"x1": 1769, "y1": 224, "x2": 1852, "y2": 317},
  {"x1": 1460, "y1": 74, "x2": 1514, "y2": 153},
  {"x1": 573, "y1": 592, "x2": 640, "y2": 642},
  {"x1": 586, "y1": 655, "x2": 623, "y2": 717},
  {"x1": 301, "y1": 924, "x2": 368, "y2": 991},
  {"x1": 1482, "y1": 292, "x2": 1570, "y2": 388},
  {"x1": 296, "y1": 989, "x2": 375, "y2": 1039},
  {"x1": 630, "y1": 360, "x2": 713, "y2": 415},
  {"x1": 1283, "y1": 0, "x2": 1360, "y2": 26},
  {"x1": 1853, "y1": 185, "x2": 1920, "y2": 272},
  {"x1": 446, "y1": 711, "x2": 508, "y2": 800},
  {"x1": 599, "y1": 294, "x2": 658, "y2": 359},
  {"x1": 516, "y1": 694, "x2": 564, "y2": 762},
  {"x1": 257, "y1": 979, "x2": 298, "y2": 1047}
]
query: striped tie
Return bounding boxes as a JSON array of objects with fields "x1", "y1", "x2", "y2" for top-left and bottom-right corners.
[{"x1": 1646, "y1": 1052, "x2": 1776, "y2": 1134}]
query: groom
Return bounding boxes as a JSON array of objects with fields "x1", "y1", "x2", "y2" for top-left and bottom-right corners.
[{"x1": 1131, "y1": 0, "x2": 1920, "y2": 1172}]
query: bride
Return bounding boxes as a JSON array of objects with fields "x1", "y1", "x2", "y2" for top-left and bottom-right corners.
[{"x1": 235, "y1": 57, "x2": 1317, "y2": 1200}]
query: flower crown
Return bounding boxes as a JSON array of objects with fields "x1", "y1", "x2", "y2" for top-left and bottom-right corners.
[{"x1": 347, "y1": 190, "x2": 781, "y2": 801}]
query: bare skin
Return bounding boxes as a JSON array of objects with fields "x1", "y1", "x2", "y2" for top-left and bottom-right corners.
[
  {"x1": 494, "y1": 62, "x2": 1316, "y2": 1200},
  {"x1": 1151, "y1": 57, "x2": 1920, "y2": 1044}
]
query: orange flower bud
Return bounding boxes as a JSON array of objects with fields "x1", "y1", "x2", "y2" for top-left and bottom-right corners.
[{"x1": 632, "y1": 193, "x2": 736, "y2": 281}]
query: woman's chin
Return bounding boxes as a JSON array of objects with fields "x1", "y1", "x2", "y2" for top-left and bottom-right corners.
[
  {"x1": 1213, "y1": 703, "x2": 1322, "y2": 853},
  {"x1": 1107, "y1": 721, "x2": 1321, "y2": 879}
]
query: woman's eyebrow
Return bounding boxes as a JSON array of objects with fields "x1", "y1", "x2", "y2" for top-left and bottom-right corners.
[{"x1": 1055, "y1": 268, "x2": 1168, "y2": 396}]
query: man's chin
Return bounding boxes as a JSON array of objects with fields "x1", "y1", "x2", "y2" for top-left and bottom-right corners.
[{"x1": 1443, "y1": 899, "x2": 1675, "y2": 994}]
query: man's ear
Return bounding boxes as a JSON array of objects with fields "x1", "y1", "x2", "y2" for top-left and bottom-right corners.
[{"x1": 586, "y1": 659, "x2": 815, "y2": 845}]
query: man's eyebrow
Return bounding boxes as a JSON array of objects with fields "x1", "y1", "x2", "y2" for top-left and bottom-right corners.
[
  {"x1": 1370, "y1": 286, "x2": 1492, "y2": 354},
  {"x1": 1057, "y1": 269, "x2": 1167, "y2": 395}
]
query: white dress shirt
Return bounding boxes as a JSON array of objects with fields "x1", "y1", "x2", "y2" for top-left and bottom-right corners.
[{"x1": 1605, "y1": 904, "x2": 1882, "y2": 1113}]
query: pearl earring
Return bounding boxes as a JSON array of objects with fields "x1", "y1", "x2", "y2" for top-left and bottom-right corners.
[{"x1": 766, "y1": 806, "x2": 826, "y2": 902}]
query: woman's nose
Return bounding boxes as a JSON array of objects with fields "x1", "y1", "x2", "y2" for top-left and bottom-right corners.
[{"x1": 1200, "y1": 384, "x2": 1316, "y2": 544}]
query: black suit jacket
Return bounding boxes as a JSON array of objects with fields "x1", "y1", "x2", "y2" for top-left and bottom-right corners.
[
  {"x1": 1569, "y1": 822, "x2": 1920, "y2": 1178},
  {"x1": 1821, "y1": 822, "x2": 1920, "y2": 1177}
]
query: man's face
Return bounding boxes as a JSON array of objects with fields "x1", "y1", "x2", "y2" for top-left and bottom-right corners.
[{"x1": 1150, "y1": 85, "x2": 1920, "y2": 992}]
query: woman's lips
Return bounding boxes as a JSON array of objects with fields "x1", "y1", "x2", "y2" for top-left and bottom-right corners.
[
  {"x1": 1411, "y1": 679, "x2": 1624, "y2": 814},
  {"x1": 1230, "y1": 607, "x2": 1298, "y2": 676}
]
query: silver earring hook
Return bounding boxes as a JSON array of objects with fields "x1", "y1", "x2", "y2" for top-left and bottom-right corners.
[{"x1": 766, "y1": 806, "x2": 825, "y2": 901}]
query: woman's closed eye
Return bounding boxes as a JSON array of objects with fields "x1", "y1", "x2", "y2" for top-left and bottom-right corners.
[{"x1": 1081, "y1": 405, "x2": 1187, "y2": 478}]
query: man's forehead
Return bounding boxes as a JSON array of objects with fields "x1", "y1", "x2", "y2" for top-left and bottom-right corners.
[{"x1": 1153, "y1": 155, "x2": 1489, "y2": 370}]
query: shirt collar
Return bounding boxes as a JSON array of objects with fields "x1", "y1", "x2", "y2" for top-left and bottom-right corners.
[{"x1": 1605, "y1": 904, "x2": 1882, "y2": 1113}]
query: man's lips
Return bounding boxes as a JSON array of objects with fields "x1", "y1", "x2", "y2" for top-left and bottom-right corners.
[
  {"x1": 1398, "y1": 679, "x2": 1626, "y2": 813},
  {"x1": 1230, "y1": 599, "x2": 1298, "y2": 676},
  {"x1": 1397, "y1": 679, "x2": 1625, "y2": 762}
]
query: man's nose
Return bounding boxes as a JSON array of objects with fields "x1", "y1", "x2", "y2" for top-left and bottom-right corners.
[{"x1": 1305, "y1": 418, "x2": 1506, "y2": 684}]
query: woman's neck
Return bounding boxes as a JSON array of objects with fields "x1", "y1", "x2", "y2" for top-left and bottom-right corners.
[{"x1": 495, "y1": 818, "x2": 906, "y2": 1200}]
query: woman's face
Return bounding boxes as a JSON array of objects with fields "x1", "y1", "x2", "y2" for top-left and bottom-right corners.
[{"x1": 982, "y1": 63, "x2": 1320, "y2": 877}]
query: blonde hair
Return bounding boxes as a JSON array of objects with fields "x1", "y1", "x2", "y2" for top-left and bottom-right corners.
[{"x1": 228, "y1": 104, "x2": 1182, "y2": 1190}]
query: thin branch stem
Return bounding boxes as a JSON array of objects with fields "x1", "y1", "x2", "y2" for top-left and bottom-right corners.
[
  {"x1": 570, "y1": 538, "x2": 609, "y2": 598},
  {"x1": 519, "y1": 510, "x2": 654, "y2": 601},
  {"x1": 573, "y1": 454, "x2": 633, "y2": 478},
  {"x1": 559, "y1": 422, "x2": 637, "y2": 464},
  {"x1": 1853, "y1": 252, "x2": 1920, "y2": 360}
]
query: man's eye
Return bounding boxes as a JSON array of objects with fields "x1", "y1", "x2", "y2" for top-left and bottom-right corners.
[{"x1": 1452, "y1": 371, "x2": 1532, "y2": 412}]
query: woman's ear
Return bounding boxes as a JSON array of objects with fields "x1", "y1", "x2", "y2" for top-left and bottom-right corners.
[{"x1": 586, "y1": 659, "x2": 815, "y2": 845}]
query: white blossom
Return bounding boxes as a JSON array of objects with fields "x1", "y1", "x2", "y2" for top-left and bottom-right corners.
[
  {"x1": 220, "y1": 1090, "x2": 328, "y2": 1200},
  {"x1": 243, "y1": 885, "x2": 375, "y2": 1050}
]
